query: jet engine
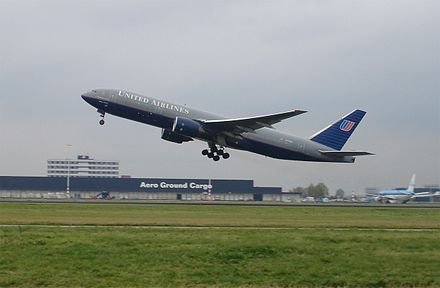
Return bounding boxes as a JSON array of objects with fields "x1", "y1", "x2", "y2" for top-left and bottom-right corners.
[
  {"x1": 172, "y1": 117, "x2": 204, "y2": 138},
  {"x1": 161, "y1": 129, "x2": 193, "y2": 144}
]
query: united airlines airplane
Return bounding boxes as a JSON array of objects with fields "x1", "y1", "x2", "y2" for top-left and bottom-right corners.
[{"x1": 81, "y1": 89, "x2": 373, "y2": 162}]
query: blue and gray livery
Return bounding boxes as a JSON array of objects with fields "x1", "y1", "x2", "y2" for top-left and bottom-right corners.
[{"x1": 82, "y1": 89, "x2": 373, "y2": 162}]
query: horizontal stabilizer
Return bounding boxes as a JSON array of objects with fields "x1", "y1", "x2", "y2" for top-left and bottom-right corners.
[
  {"x1": 319, "y1": 150, "x2": 374, "y2": 157},
  {"x1": 202, "y1": 109, "x2": 307, "y2": 134}
]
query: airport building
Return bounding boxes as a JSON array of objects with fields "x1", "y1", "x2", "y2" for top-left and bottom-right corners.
[
  {"x1": 0, "y1": 176, "x2": 301, "y2": 202},
  {"x1": 47, "y1": 155, "x2": 119, "y2": 178},
  {"x1": 0, "y1": 154, "x2": 300, "y2": 202},
  {"x1": 3, "y1": 154, "x2": 437, "y2": 203}
]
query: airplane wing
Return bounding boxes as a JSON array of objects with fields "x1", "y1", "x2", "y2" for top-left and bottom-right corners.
[
  {"x1": 365, "y1": 194, "x2": 392, "y2": 201},
  {"x1": 201, "y1": 109, "x2": 307, "y2": 134},
  {"x1": 319, "y1": 151, "x2": 375, "y2": 157},
  {"x1": 413, "y1": 192, "x2": 437, "y2": 198}
]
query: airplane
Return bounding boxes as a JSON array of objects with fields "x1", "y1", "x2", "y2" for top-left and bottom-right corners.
[
  {"x1": 81, "y1": 89, "x2": 373, "y2": 162},
  {"x1": 369, "y1": 174, "x2": 436, "y2": 203}
]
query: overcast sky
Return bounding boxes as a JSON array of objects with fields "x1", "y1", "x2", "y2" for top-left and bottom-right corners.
[{"x1": 1, "y1": 0, "x2": 439, "y2": 194}]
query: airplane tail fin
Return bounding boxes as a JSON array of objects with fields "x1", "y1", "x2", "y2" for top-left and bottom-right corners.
[
  {"x1": 310, "y1": 109, "x2": 366, "y2": 151},
  {"x1": 408, "y1": 174, "x2": 416, "y2": 192}
]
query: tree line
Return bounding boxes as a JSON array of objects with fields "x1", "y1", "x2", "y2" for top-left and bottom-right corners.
[{"x1": 290, "y1": 183, "x2": 345, "y2": 199}]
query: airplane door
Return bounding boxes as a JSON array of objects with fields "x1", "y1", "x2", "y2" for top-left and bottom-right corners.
[{"x1": 299, "y1": 143, "x2": 305, "y2": 153}]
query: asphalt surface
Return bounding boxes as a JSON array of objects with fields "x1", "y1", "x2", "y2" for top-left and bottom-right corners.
[{"x1": 0, "y1": 199, "x2": 439, "y2": 208}]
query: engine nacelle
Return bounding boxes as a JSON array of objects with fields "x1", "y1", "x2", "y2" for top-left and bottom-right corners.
[
  {"x1": 161, "y1": 129, "x2": 193, "y2": 144},
  {"x1": 172, "y1": 117, "x2": 204, "y2": 138}
]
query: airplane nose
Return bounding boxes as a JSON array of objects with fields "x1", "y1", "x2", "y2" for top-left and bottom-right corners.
[
  {"x1": 81, "y1": 90, "x2": 96, "y2": 102},
  {"x1": 81, "y1": 95, "x2": 89, "y2": 104},
  {"x1": 81, "y1": 91, "x2": 93, "y2": 98}
]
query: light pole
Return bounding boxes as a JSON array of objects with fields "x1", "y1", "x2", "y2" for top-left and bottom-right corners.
[{"x1": 66, "y1": 144, "x2": 72, "y2": 198}]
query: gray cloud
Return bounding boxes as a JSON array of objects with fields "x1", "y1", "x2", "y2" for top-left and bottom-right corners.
[{"x1": 1, "y1": 0, "x2": 439, "y2": 193}]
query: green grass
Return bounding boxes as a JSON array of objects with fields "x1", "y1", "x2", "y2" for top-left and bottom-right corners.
[
  {"x1": 0, "y1": 203, "x2": 439, "y2": 287},
  {"x1": 0, "y1": 202, "x2": 439, "y2": 228}
]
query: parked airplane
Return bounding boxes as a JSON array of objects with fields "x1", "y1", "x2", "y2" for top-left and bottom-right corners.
[
  {"x1": 81, "y1": 89, "x2": 373, "y2": 162},
  {"x1": 369, "y1": 174, "x2": 435, "y2": 203}
]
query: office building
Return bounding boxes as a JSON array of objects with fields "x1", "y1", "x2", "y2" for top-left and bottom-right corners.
[{"x1": 47, "y1": 155, "x2": 119, "y2": 178}]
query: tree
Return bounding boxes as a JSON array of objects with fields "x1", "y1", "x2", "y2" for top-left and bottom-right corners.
[
  {"x1": 335, "y1": 188, "x2": 345, "y2": 199},
  {"x1": 312, "y1": 183, "x2": 329, "y2": 198},
  {"x1": 289, "y1": 183, "x2": 329, "y2": 198},
  {"x1": 289, "y1": 186, "x2": 306, "y2": 195}
]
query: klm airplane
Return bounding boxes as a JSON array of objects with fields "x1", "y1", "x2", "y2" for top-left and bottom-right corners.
[
  {"x1": 370, "y1": 174, "x2": 436, "y2": 203},
  {"x1": 81, "y1": 89, "x2": 373, "y2": 162}
]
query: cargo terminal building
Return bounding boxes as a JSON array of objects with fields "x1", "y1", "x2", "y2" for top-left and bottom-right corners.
[
  {"x1": 0, "y1": 176, "x2": 301, "y2": 202},
  {"x1": 1, "y1": 155, "x2": 300, "y2": 202}
]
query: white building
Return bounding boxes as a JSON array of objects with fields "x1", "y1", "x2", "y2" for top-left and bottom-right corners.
[{"x1": 47, "y1": 155, "x2": 119, "y2": 178}]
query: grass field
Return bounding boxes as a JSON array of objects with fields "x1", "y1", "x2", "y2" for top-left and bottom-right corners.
[{"x1": 1, "y1": 202, "x2": 439, "y2": 287}]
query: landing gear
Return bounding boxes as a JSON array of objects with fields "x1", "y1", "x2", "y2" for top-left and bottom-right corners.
[
  {"x1": 98, "y1": 110, "x2": 105, "y2": 125},
  {"x1": 202, "y1": 143, "x2": 230, "y2": 161}
]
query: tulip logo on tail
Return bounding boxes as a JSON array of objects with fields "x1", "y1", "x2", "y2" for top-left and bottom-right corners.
[{"x1": 340, "y1": 120, "x2": 355, "y2": 132}]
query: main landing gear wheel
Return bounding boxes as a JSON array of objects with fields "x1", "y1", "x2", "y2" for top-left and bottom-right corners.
[
  {"x1": 202, "y1": 144, "x2": 230, "y2": 161},
  {"x1": 99, "y1": 119, "x2": 105, "y2": 125}
]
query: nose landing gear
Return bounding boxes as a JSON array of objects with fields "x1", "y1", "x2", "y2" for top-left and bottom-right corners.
[
  {"x1": 202, "y1": 144, "x2": 230, "y2": 161},
  {"x1": 98, "y1": 110, "x2": 105, "y2": 125}
]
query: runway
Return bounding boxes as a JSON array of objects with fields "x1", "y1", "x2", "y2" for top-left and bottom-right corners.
[
  {"x1": 0, "y1": 224, "x2": 438, "y2": 232},
  {"x1": 1, "y1": 199, "x2": 439, "y2": 209}
]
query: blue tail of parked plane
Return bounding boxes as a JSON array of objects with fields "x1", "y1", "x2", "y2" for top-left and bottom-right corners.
[{"x1": 310, "y1": 109, "x2": 366, "y2": 150}]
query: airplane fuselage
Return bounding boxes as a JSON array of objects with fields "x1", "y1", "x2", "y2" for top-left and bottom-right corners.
[
  {"x1": 376, "y1": 190, "x2": 414, "y2": 204},
  {"x1": 81, "y1": 89, "x2": 358, "y2": 163}
]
